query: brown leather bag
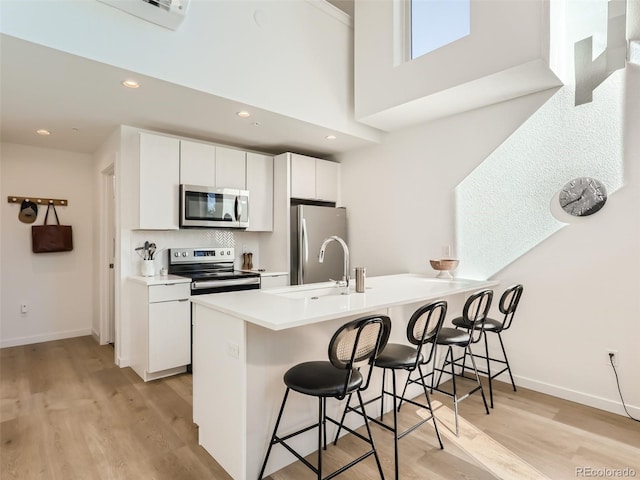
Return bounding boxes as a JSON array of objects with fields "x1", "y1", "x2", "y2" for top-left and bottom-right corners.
[{"x1": 31, "y1": 204, "x2": 73, "y2": 253}]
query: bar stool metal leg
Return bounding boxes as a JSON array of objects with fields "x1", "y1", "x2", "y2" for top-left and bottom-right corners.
[
  {"x1": 429, "y1": 289, "x2": 493, "y2": 436},
  {"x1": 258, "y1": 388, "x2": 291, "y2": 480}
]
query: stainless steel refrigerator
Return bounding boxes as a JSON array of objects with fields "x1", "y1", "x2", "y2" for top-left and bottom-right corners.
[{"x1": 290, "y1": 205, "x2": 348, "y2": 285}]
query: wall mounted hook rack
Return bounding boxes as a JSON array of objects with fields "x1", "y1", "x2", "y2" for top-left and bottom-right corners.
[{"x1": 7, "y1": 196, "x2": 69, "y2": 206}]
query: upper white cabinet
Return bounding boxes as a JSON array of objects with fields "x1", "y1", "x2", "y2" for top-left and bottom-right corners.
[
  {"x1": 315, "y1": 159, "x2": 339, "y2": 203},
  {"x1": 127, "y1": 129, "x2": 274, "y2": 231},
  {"x1": 290, "y1": 153, "x2": 339, "y2": 203},
  {"x1": 138, "y1": 133, "x2": 180, "y2": 230},
  {"x1": 180, "y1": 140, "x2": 216, "y2": 186},
  {"x1": 216, "y1": 146, "x2": 246, "y2": 189},
  {"x1": 246, "y1": 153, "x2": 274, "y2": 232},
  {"x1": 290, "y1": 154, "x2": 316, "y2": 199},
  {"x1": 180, "y1": 142, "x2": 246, "y2": 190}
]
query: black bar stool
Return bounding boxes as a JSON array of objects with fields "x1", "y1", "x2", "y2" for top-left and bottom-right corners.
[
  {"x1": 451, "y1": 284, "x2": 524, "y2": 407},
  {"x1": 258, "y1": 315, "x2": 392, "y2": 480},
  {"x1": 430, "y1": 289, "x2": 493, "y2": 435},
  {"x1": 335, "y1": 300, "x2": 448, "y2": 480}
]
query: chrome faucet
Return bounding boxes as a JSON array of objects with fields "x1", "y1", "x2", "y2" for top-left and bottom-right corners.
[{"x1": 318, "y1": 235, "x2": 350, "y2": 290}]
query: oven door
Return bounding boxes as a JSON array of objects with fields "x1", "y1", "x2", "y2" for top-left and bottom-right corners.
[
  {"x1": 180, "y1": 185, "x2": 243, "y2": 228},
  {"x1": 190, "y1": 276, "x2": 260, "y2": 295}
]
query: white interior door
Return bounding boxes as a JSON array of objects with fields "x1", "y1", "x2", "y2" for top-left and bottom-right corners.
[
  {"x1": 100, "y1": 163, "x2": 116, "y2": 346},
  {"x1": 107, "y1": 173, "x2": 115, "y2": 344}
]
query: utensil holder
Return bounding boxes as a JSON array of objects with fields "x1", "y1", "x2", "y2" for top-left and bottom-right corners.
[
  {"x1": 355, "y1": 267, "x2": 366, "y2": 293},
  {"x1": 141, "y1": 260, "x2": 155, "y2": 277}
]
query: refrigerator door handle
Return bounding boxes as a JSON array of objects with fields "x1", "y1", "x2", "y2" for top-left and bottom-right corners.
[{"x1": 301, "y1": 217, "x2": 308, "y2": 283}]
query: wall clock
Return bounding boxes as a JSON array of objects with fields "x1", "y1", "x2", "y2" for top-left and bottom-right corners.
[{"x1": 558, "y1": 177, "x2": 607, "y2": 217}]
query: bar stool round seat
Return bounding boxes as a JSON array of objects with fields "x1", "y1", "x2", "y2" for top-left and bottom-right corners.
[
  {"x1": 375, "y1": 344, "x2": 423, "y2": 369},
  {"x1": 452, "y1": 317, "x2": 502, "y2": 332},
  {"x1": 284, "y1": 361, "x2": 363, "y2": 397},
  {"x1": 435, "y1": 327, "x2": 471, "y2": 345}
]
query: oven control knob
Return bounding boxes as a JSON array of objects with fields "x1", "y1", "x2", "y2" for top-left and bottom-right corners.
[
  {"x1": 220, "y1": 251, "x2": 225, "y2": 256},
  {"x1": 182, "y1": 252, "x2": 188, "y2": 257},
  {"x1": 174, "y1": 252, "x2": 179, "y2": 257},
  {"x1": 227, "y1": 250, "x2": 231, "y2": 255}
]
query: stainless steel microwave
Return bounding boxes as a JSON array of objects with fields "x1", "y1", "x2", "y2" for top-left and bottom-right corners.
[{"x1": 180, "y1": 185, "x2": 249, "y2": 229}]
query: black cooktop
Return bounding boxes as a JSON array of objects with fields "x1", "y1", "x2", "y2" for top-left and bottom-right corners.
[{"x1": 179, "y1": 269, "x2": 260, "y2": 281}]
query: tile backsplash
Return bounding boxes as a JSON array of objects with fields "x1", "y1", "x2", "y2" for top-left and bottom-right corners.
[{"x1": 131, "y1": 229, "x2": 262, "y2": 274}]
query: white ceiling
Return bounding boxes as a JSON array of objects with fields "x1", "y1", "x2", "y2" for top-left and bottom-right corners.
[{"x1": 0, "y1": 26, "x2": 374, "y2": 159}]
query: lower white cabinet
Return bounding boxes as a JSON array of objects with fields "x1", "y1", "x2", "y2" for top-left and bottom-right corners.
[{"x1": 130, "y1": 280, "x2": 191, "y2": 382}]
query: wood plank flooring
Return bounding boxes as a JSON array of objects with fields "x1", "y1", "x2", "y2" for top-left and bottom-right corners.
[{"x1": 2, "y1": 336, "x2": 639, "y2": 479}]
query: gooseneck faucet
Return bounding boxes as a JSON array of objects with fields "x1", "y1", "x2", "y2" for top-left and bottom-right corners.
[{"x1": 318, "y1": 235, "x2": 350, "y2": 289}]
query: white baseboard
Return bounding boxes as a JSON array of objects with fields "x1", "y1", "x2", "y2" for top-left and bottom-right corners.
[
  {"x1": 0, "y1": 328, "x2": 93, "y2": 349},
  {"x1": 117, "y1": 355, "x2": 130, "y2": 367},
  {"x1": 514, "y1": 374, "x2": 640, "y2": 419}
]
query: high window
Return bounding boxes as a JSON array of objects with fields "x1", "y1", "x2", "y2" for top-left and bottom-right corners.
[{"x1": 410, "y1": 0, "x2": 470, "y2": 59}]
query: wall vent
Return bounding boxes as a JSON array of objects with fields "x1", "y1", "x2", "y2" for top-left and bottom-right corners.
[{"x1": 97, "y1": 0, "x2": 190, "y2": 30}]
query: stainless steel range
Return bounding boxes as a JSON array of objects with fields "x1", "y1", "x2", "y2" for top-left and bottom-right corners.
[
  {"x1": 168, "y1": 247, "x2": 260, "y2": 295},
  {"x1": 169, "y1": 247, "x2": 260, "y2": 373}
]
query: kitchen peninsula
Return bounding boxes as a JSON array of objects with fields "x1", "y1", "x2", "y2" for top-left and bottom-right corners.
[{"x1": 191, "y1": 274, "x2": 498, "y2": 480}]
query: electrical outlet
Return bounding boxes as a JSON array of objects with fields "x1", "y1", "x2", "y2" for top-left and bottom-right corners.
[
  {"x1": 606, "y1": 349, "x2": 618, "y2": 367},
  {"x1": 226, "y1": 341, "x2": 240, "y2": 359},
  {"x1": 20, "y1": 303, "x2": 28, "y2": 314}
]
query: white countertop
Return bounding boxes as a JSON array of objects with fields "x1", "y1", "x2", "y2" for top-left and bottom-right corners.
[
  {"x1": 129, "y1": 274, "x2": 192, "y2": 286},
  {"x1": 239, "y1": 269, "x2": 288, "y2": 277},
  {"x1": 191, "y1": 273, "x2": 498, "y2": 331}
]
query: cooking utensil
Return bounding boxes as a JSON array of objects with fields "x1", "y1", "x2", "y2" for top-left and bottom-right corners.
[{"x1": 149, "y1": 243, "x2": 156, "y2": 260}]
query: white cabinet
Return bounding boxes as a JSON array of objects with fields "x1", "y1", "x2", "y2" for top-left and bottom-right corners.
[
  {"x1": 290, "y1": 154, "x2": 317, "y2": 199},
  {"x1": 246, "y1": 152, "x2": 274, "y2": 232},
  {"x1": 260, "y1": 273, "x2": 288, "y2": 289},
  {"x1": 130, "y1": 280, "x2": 191, "y2": 382},
  {"x1": 290, "y1": 153, "x2": 339, "y2": 202},
  {"x1": 132, "y1": 130, "x2": 274, "y2": 232},
  {"x1": 216, "y1": 146, "x2": 246, "y2": 189},
  {"x1": 180, "y1": 140, "x2": 216, "y2": 186},
  {"x1": 138, "y1": 133, "x2": 180, "y2": 230},
  {"x1": 315, "y1": 159, "x2": 339, "y2": 203},
  {"x1": 180, "y1": 142, "x2": 246, "y2": 190}
]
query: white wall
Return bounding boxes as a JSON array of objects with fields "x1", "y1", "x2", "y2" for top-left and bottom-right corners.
[
  {"x1": 0, "y1": 0, "x2": 378, "y2": 142},
  {"x1": 0, "y1": 143, "x2": 96, "y2": 347},
  {"x1": 354, "y1": 0, "x2": 561, "y2": 130},
  {"x1": 338, "y1": 58, "x2": 639, "y2": 419}
]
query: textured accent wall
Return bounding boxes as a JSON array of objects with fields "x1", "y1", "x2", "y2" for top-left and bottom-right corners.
[
  {"x1": 455, "y1": 78, "x2": 624, "y2": 280},
  {"x1": 455, "y1": 1, "x2": 626, "y2": 280}
]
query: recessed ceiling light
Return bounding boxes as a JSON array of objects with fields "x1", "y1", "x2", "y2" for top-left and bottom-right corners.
[
  {"x1": 36, "y1": 129, "x2": 51, "y2": 136},
  {"x1": 237, "y1": 111, "x2": 251, "y2": 118},
  {"x1": 252, "y1": 121, "x2": 261, "y2": 127},
  {"x1": 122, "y1": 80, "x2": 140, "y2": 89},
  {"x1": 326, "y1": 135, "x2": 337, "y2": 140}
]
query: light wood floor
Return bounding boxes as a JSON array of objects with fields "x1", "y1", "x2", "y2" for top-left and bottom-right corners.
[{"x1": 1, "y1": 336, "x2": 639, "y2": 480}]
